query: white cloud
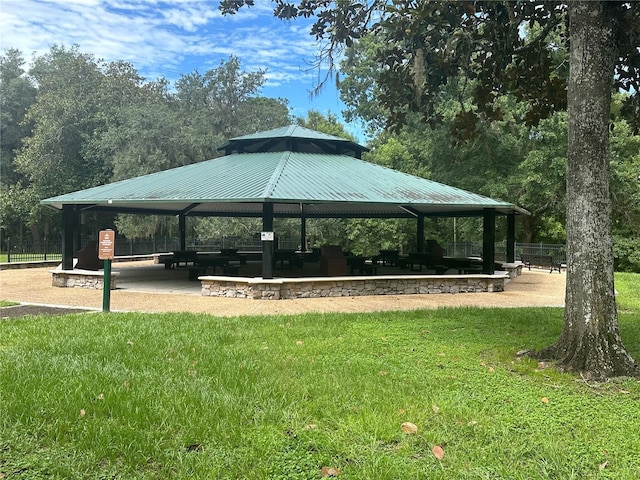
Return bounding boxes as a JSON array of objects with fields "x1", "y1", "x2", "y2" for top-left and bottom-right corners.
[
  {"x1": 1, "y1": 0, "x2": 323, "y2": 81},
  {"x1": 0, "y1": 0, "x2": 352, "y2": 136}
]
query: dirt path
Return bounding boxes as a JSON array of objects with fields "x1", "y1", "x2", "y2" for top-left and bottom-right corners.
[{"x1": 1, "y1": 263, "x2": 565, "y2": 317}]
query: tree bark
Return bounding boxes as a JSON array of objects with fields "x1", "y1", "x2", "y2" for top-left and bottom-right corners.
[{"x1": 541, "y1": 2, "x2": 638, "y2": 379}]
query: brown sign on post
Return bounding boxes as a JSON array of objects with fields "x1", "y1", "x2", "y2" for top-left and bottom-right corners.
[{"x1": 98, "y1": 230, "x2": 116, "y2": 260}]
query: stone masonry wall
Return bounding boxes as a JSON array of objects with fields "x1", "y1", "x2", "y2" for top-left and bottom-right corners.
[
  {"x1": 51, "y1": 270, "x2": 119, "y2": 289},
  {"x1": 200, "y1": 274, "x2": 507, "y2": 300}
]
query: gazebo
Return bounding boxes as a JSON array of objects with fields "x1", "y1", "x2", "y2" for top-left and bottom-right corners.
[{"x1": 42, "y1": 125, "x2": 528, "y2": 280}]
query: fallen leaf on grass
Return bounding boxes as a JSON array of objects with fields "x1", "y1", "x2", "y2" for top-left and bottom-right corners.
[
  {"x1": 79, "y1": 409, "x2": 86, "y2": 418},
  {"x1": 303, "y1": 424, "x2": 317, "y2": 430},
  {"x1": 432, "y1": 405, "x2": 440, "y2": 413},
  {"x1": 401, "y1": 422, "x2": 418, "y2": 434},
  {"x1": 432, "y1": 445, "x2": 445, "y2": 460},
  {"x1": 378, "y1": 370, "x2": 389, "y2": 376},
  {"x1": 541, "y1": 397, "x2": 550, "y2": 404},
  {"x1": 321, "y1": 466, "x2": 342, "y2": 477},
  {"x1": 599, "y1": 461, "x2": 608, "y2": 470}
]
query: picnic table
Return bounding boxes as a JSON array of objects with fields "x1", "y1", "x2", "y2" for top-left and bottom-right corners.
[
  {"x1": 274, "y1": 249, "x2": 304, "y2": 268},
  {"x1": 401, "y1": 252, "x2": 448, "y2": 273},
  {"x1": 346, "y1": 256, "x2": 378, "y2": 275},
  {"x1": 162, "y1": 250, "x2": 198, "y2": 269}
]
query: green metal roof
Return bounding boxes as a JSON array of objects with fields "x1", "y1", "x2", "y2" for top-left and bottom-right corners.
[{"x1": 42, "y1": 151, "x2": 528, "y2": 219}]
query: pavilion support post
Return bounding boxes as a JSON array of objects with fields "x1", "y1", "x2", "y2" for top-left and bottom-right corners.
[
  {"x1": 178, "y1": 214, "x2": 186, "y2": 251},
  {"x1": 61, "y1": 205, "x2": 77, "y2": 270},
  {"x1": 416, "y1": 215, "x2": 425, "y2": 252},
  {"x1": 74, "y1": 214, "x2": 82, "y2": 255},
  {"x1": 262, "y1": 202, "x2": 274, "y2": 279},
  {"x1": 300, "y1": 204, "x2": 307, "y2": 251},
  {"x1": 482, "y1": 209, "x2": 496, "y2": 274},
  {"x1": 507, "y1": 213, "x2": 516, "y2": 263}
]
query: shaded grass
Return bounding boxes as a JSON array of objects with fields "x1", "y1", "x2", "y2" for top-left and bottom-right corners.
[
  {"x1": 1, "y1": 275, "x2": 639, "y2": 479},
  {"x1": 616, "y1": 271, "x2": 640, "y2": 311}
]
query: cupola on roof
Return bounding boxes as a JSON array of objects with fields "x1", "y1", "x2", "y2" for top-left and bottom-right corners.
[{"x1": 217, "y1": 125, "x2": 368, "y2": 158}]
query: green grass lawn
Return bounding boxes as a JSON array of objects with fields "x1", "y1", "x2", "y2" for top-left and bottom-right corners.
[{"x1": 1, "y1": 276, "x2": 639, "y2": 479}]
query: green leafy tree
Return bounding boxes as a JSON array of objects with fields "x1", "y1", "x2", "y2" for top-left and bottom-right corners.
[
  {"x1": 0, "y1": 49, "x2": 36, "y2": 185},
  {"x1": 175, "y1": 56, "x2": 290, "y2": 140},
  {"x1": 16, "y1": 46, "x2": 110, "y2": 197},
  {"x1": 296, "y1": 110, "x2": 355, "y2": 139},
  {"x1": 222, "y1": 1, "x2": 640, "y2": 379},
  {"x1": 0, "y1": 49, "x2": 37, "y2": 242},
  {"x1": 9, "y1": 46, "x2": 114, "y2": 243}
]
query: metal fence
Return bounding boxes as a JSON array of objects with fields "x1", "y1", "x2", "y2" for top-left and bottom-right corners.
[
  {"x1": 445, "y1": 241, "x2": 567, "y2": 264},
  {"x1": 0, "y1": 235, "x2": 301, "y2": 263},
  {"x1": 1, "y1": 237, "x2": 62, "y2": 263},
  {"x1": 2, "y1": 235, "x2": 568, "y2": 265}
]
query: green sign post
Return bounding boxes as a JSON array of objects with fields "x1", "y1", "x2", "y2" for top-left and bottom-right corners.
[{"x1": 98, "y1": 230, "x2": 115, "y2": 312}]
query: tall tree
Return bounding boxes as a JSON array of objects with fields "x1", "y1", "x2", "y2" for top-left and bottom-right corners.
[
  {"x1": 0, "y1": 49, "x2": 37, "y2": 241},
  {"x1": 175, "y1": 56, "x2": 289, "y2": 141},
  {"x1": 15, "y1": 46, "x2": 110, "y2": 199},
  {"x1": 548, "y1": 2, "x2": 636, "y2": 376},
  {"x1": 222, "y1": 1, "x2": 640, "y2": 379},
  {"x1": 0, "y1": 49, "x2": 36, "y2": 185}
]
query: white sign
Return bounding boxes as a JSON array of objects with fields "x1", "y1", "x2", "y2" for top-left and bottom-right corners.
[{"x1": 261, "y1": 231, "x2": 274, "y2": 241}]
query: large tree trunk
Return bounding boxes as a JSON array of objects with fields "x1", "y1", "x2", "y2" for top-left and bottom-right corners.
[{"x1": 541, "y1": 2, "x2": 638, "y2": 379}]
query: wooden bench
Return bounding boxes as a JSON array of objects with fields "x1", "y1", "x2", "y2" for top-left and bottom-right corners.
[{"x1": 520, "y1": 254, "x2": 562, "y2": 273}]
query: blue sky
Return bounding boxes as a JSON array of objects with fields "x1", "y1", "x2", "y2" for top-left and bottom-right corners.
[{"x1": 0, "y1": 0, "x2": 364, "y2": 140}]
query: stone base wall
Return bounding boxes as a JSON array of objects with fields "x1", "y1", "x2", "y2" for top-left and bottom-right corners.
[
  {"x1": 51, "y1": 269, "x2": 119, "y2": 289},
  {"x1": 200, "y1": 273, "x2": 508, "y2": 300}
]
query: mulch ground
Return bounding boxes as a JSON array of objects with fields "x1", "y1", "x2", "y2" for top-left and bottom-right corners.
[{"x1": 1, "y1": 304, "x2": 92, "y2": 319}]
